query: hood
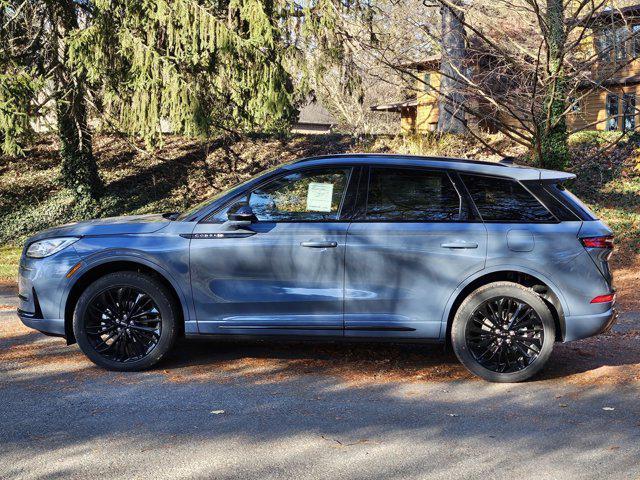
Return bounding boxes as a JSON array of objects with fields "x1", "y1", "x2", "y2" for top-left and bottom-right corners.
[{"x1": 28, "y1": 214, "x2": 172, "y2": 243}]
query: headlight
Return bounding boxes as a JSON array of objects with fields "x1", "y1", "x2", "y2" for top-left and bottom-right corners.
[{"x1": 26, "y1": 237, "x2": 79, "y2": 258}]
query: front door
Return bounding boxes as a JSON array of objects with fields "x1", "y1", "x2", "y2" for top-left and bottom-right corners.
[
  {"x1": 190, "y1": 166, "x2": 355, "y2": 336},
  {"x1": 345, "y1": 167, "x2": 487, "y2": 338}
]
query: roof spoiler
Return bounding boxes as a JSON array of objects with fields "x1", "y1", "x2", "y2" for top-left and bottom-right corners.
[
  {"x1": 498, "y1": 156, "x2": 576, "y2": 182},
  {"x1": 539, "y1": 170, "x2": 576, "y2": 181},
  {"x1": 499, "y1": 156, "x2": 575, "y2": 181},
  {"x1": 499, "y1": 156, "x2": 517, "y2": 165}
]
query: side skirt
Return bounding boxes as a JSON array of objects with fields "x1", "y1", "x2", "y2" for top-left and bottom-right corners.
[{"x1": 184, "y1": 333, "x2": 444, "y2": 345}]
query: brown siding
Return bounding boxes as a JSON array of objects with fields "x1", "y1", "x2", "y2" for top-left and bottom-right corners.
[{"x1": 568, "y1": 84, "x2": 640, "y2": 131}]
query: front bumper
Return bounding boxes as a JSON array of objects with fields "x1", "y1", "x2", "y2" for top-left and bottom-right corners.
[
  {"x1": 17, "y1": 246, "x2": 81, "y2": 337},
  {"x1": 563, "y1": 307, "x2": 617, "y2": 342},
  {"x1": 17, "y1": 309, "x2": 65, "y2": 336}
]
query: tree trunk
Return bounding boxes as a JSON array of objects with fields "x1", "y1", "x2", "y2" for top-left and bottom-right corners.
[
  {"x1": 50, "y1": 0, "x2": 102, "y2": 199},
  {"x1": 536, "y1": 0, "x2": 569, "y2": 171},
  {"x1": 438, "y1": 2, "x2": 467, "y2": 134}
]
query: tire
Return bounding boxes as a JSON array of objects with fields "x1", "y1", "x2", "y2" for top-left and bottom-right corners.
[
  {"x1": 73, "y1": 271, "x2": 179, "y2": 371},
  {"x1": 451, "y1": 281, "x2": 555, "y2": 383}
]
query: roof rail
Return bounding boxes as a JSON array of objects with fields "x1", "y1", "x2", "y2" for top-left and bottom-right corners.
[{"x1": 291, "y1": 153, "x2": 509, "y2": 167}]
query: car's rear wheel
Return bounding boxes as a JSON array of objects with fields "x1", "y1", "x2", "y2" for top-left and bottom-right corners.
[
  {"x1": 451, "y1": 281, "x2": 555, "y2": 383},
  {"x1": 73, "y1": 272, "x2": 178, "y2": 371}
]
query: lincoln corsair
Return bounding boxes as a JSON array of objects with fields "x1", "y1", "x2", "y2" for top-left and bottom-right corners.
[{"x1": 18, "y1": 154, "x2": 616, "y2": 382}]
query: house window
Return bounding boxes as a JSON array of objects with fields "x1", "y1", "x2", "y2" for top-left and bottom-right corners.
[
  {"x1": 633, "y1": 25, "x2": 640, "y2": 57},
  {"x1": 422, "y1": 72, "x2": 432, "y2": 92},
  {"x1": 568, "y1": 97, "x2": 581, "y2": 113},
  {"x1": 623, "y1": 94, "x2": 636, "y2": 132},
  {"x1": 606, "y1": 94, "x2": 619, "y2": 131},
  {"x1": 615, "y1": 27, "x2": 628, "y2": 60},
  {"x1": 598, "y1": 27, "x2": 630, "y2": 61},
  {"x1": 598, "y1": 28, "x2": 615, "y2": 61}
]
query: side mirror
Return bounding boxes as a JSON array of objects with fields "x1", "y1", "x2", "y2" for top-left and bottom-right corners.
[{"x1": 227, "y1": 203, "x2": 256, "y2": 226}]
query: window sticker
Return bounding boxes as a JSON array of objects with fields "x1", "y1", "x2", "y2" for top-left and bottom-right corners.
[{"x1": 306, "y1": 182, "x2": 334, "y2": 212}]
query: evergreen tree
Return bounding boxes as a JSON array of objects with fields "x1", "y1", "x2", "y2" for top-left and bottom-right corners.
[
  {"x1": 69, "y1": 0, "x2": 298, "y2": 147},
  {"x1": 1, "y1": 0, "x2": 310, "y2": 200},
  {"x1": 1, "y1": 0, "x2": 103, "y2": 199},
  {"x1": 50, "y1": 0, "x2": 103, "y2": 199}
]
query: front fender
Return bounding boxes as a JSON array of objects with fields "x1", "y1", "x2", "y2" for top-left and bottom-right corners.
[{"x1": 59, "y1": 247, "x2": 194, "y2": 330}]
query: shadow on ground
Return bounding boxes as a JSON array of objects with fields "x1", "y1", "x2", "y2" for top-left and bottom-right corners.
[
  {"x1": 2, "y1": 313, "x2": 639, "y2": 389},
  {"x1": 2, "y1": 315, "x2": 640, "y2": 480},
  {"x1": 1, "y1": 313, "x2": 640, "y2": 479}
]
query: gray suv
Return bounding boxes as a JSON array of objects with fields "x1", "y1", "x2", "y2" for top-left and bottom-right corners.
[{"x1": 17, "y1": 154, "x2": 616, "y2": 382}]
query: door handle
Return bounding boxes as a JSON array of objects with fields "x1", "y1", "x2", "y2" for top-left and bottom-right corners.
[
  {"x1": 441, "y1": 241, "x2": 478, "y2": 249},
  {"x1": 300, "y1": 241, "x2": 338, "y2": 248}
]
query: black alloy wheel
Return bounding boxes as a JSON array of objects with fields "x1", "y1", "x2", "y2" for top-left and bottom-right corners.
[
  {"x1": 84, "y1": 286, "x2": 162, "y2": 363},
  {"x1": 465, "y1": 296, "x2": 544, "y2": 373},
  {"x1": 74, "y1": 272, "x2": 178, "y2": 371},
  {"x1": 451, "y1": 281, "x2": 555, "y2": 383}
]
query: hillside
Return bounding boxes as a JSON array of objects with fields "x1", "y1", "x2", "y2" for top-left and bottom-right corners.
[{"x1": 0, "y1": 132, "x2": 638, "y2": 295}]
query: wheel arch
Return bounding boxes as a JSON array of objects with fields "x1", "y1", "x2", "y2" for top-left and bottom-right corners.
[
  {"x1": 63, "y1": 258, "x2": 189, "y2": 344},
  {"x1": 441, "y1": 268, "x2": 568, "y2": 343}
]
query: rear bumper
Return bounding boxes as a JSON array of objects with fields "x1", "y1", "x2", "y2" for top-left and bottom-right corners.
[
  {"x1": 563, "y1": 307, "x2": 617, "y2": 342},
  {"x1": 17, "y1": 309, "x2": 65, "y2": 336}
]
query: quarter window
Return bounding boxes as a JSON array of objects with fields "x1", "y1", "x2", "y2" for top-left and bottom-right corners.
[
  {"x1": 366, "y1": 168, "x2": 463, "y2": 221},
  {"x1": 248, "y1": 168, "x2": 351, "y2": 222},
  {"x1": 461, "y1": 175, "x2": 556, "y2": 223}
]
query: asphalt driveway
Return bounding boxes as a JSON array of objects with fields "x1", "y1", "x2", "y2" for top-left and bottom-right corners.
[{"x1": 1, "y1": 285, "x2": 639, "y2": 480}]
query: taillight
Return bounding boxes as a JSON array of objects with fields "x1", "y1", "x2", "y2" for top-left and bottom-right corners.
[
  {"x1": 581, "y1": 235, "x2": 614, "y2": 249},
  {"x1": 590, "y1": 293, "x2": 615, "y2": 304}
]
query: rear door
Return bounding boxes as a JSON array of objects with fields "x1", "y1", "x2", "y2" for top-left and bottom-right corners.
[{"x1": 344, "y1": 166, "x2": 487, "y2": 338}]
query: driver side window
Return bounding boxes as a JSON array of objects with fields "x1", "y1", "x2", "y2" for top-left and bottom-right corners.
[
  {"x1": 249, "y1": 168, "x2": 351, "y2": 222},
  {"x1": 206, "y1": 167, "x2": 352, "y2": 223}
]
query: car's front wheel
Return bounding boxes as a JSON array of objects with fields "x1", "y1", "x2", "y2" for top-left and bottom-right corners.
[
  {"x1": 73, "y1": 271, "x2": 178, "y2": 371},
  {"x1": 451, "y1": 281, "x2": 555, "y2": 383}
]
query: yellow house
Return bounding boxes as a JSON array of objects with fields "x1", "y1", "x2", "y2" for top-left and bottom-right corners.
[
  {"x1": 373, "y1": 5, "x2": 640, "y2": 134},
  {"x1": 371, "y1": 55, "x2": 443, "y2": 134},
  {"x1": 569, "y1": 4, "x2": 640, "y2": 132}
]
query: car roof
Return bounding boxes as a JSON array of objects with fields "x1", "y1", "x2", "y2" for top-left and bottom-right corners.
[{"x1": 282, "y1": 154, "x2": 575, "y2": 181}]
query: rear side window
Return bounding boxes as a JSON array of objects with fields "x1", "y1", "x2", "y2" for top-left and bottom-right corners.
[
  {"x1": 546, "y1": 183, "x2": 598, "y2": 220},
  {"x1": 461, "y1": 174, "x2": 556, "y2": 222},
  {"x1": 366, "y1": 168, "x2": 463, "y2": 221}
]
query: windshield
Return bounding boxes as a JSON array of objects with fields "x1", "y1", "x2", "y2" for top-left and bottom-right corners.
[{"x1": 175, "y1": 164, "x2": 283, "y2": 221}]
